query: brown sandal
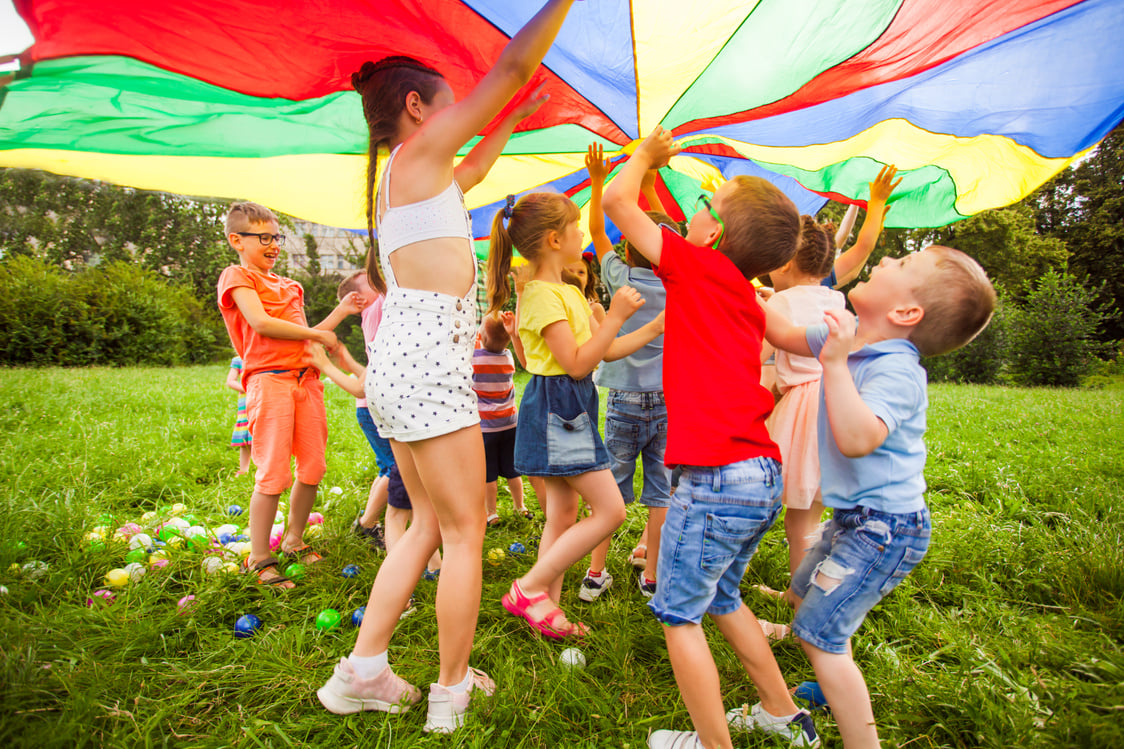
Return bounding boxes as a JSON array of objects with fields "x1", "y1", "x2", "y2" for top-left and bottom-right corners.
[
  {"x1": 245, "y1": 557, "x2": 293, "y2": 587},
  {"x1": 281, "y1": 544, "x2": 324, "y2": 565}
]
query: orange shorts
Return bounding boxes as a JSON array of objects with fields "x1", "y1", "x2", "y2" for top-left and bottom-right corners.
[{"x1": 246, "y1": 369, "x2": 327, "y2": 495}]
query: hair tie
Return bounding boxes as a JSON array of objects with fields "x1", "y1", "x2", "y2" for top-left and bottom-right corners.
[{"x1": 503, "y1": 194, "x2": 515, "y2": 222}]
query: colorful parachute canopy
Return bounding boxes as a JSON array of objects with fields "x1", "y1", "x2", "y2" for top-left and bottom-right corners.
[{"x1": 3, "y1": 0, "x2": 1123, "y2": 257}]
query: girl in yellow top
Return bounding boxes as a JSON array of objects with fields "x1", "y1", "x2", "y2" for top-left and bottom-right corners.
[{"x1": 486, "y1": 192, "x2": 663, "y2": 638}]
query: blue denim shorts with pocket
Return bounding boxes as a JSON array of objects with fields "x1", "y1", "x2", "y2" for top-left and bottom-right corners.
[
  {"x1": 606, "y1": 390, "x2": 671, "y2": 508},
  {"x1": 648, "y1": 458, "x2": 782, "y2": 625},
  {"x1": 514, "y1": 374, "x2": 609, "y2": 477},
  {"x1": 791, "y1": 506, "x2": 931, "y2": 654}
]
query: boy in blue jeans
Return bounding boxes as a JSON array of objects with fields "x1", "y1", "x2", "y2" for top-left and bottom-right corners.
[
  {"x1": 583, "y1": 144, "x2": 674, "y2": 601},
  {"x1": 759, "y1": 247, "x2": 995, "y2": 748},
  {"x1": 605, "y1": 128, "x2": 818, "y2": 749}
]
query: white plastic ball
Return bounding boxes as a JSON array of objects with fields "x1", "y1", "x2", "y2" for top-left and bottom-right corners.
[
  {"x1": 559, "y1": 647, "x2": 586, "y2": 668},
  {"x1": 124, "y1": 562, "x2": 146, "y2": 581},
  {"x1": 129, "y1": 533, "x2": 153, "y2": 550},
  {"x1": 329, "y1": 486, "x2": 343, "y2": 495},
  {"x1": 22, "y1": 561, "x2": 48, "y2": 580},
  {"x1": 201, "y1": 557, "x2": 225, "y2": 575}
]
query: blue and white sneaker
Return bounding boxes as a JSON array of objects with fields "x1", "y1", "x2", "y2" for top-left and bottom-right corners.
[
  {"x1": 726, "y1": 702, "x2": 820, "y2": 747},
  {"x1": 577, "y1": 571, "x2": 613, "y2": 602}
]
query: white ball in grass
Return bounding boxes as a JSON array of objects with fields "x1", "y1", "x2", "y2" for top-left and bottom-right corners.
[
  {"x1": 22, "y1": 561, "x2": 48, "y2": 580},
  {"x1": 0, "y1": 584, "x2": 8, "y2": 595},
  {"x1": 124, "y1": 562, "x2": 146, "y2": 582},
  {"x1": 559, "y1": 647, "x2": 586, "y2": 669},
  {"x1": 329, "y1": 486, "x2": 343, "y2": 495}
]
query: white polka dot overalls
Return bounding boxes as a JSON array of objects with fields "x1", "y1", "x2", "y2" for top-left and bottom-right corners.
[{"x1": 365, "y1": 145, "x2": 480, "y2": 442}]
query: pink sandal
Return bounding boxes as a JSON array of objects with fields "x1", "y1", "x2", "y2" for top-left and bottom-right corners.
[{"x1": 501, "y1": 580, "x2": 587, "y2": 639}]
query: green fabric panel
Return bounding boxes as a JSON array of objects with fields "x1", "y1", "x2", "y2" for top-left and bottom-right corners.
[
  {"x1": 662, "y1": 0, "x2": 901, "y2": 129},
  {"x1": 457, "y1": 126, "x2": 619, "y2": 156},
  {"x1": 760, "y1": 157, "x2": 966, "y2": 227},
  {"x1": 0, "y1": 56, "x2": 368, "y2": 157}
]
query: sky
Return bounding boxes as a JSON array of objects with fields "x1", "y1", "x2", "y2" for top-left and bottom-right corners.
[{"x1": 1, "y1": 1, "x2": 34, "y2": 67}]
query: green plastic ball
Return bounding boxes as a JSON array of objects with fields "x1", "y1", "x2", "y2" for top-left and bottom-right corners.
[
  {"x1": 315, "y1": 608, "x2": 341, "y2": 631},
  {"x1": 285, "y1": 562, "x2": 306, "y2": 580}
]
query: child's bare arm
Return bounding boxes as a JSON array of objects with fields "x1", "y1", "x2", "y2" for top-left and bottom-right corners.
[
  {"x1": 604, "y1": 310, "x2": 663, "y2": 361},
  {"x1": 501, "y1": 311, "x2": 528, "y2": 369},
  {"x1": 307, "y1": 344, "x2": 366, "y2": 398},
  {"x1": 456, "y1": 85, "x2": 549, "y2": 191},
  {"x1": 819, "y1": 309, "x2": 888, "y2": 457},
  {"x1": 640, "y1": 167, "x2": 668, "y2": 215},
  {"x1": 225, "y1": 366, "x2": 244, "y2": 393},
  {"x1": 833, "y1": 166, "x2": 901, "y2": 287},
  {"x1": 314, "y1": 291, "x2": 364, "y2": 332},
  {"x1": 603, "y1": 127, "x2": 680, "y2": 268},
  {"x1": 331, "y1": 342, "x2": 366, "y2": 378},
  {"x1": 834, "y1": 204, "x2": 859, "y2": 250},
  {"x1": 586, "y1": 143, "x2": 616, "y2": 263},
  {"x1": 541, "y1": 286, "x2": 645, "y2": 378},
  {"x1": 762, "y1": 298, "x2": 813, "y2": 357},
  {"x1": 230, "y1": 287, "x2": 338, "y2": 349}
]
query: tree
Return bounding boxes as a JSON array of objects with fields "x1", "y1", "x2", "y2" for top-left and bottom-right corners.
[{"x1": 1033, "y1": 123, "x2": 1124, "y2": 342}]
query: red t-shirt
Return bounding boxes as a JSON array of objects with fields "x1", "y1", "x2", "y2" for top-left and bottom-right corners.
[
  {"x1": 217, "y1": 266, "x2": 309, "y2": 387},
  {"x1": 653, "y1": 227, "x2": 780, "y2": 467}
]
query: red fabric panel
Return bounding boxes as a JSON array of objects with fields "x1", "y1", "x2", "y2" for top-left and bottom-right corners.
[
  {"x1": 17, "y1": 0, "x2": 627, "y2": 142},
  {"x1": 675, "y1": 0, "x2": 1084, "y2": 134}
]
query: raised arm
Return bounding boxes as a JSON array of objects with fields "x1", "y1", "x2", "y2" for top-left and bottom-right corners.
[
  {"x1": 541, "y1": 286, "x2": 645, "y2": 378},
  {"x1": 640, "y1": 167, "x2": 668, "y2": 215},
  {"x1": 834, "y1": 204, "x2": 859, "y2": 250},
  {"x1": 818, "y1": 308, "x2": 888, "y2": 457},
  {"x1": 604, "y1": 310, "x2": 663, "y2": 361},
  {"x1": 833, "y1": 165, "x2": 901, "y2": 287},
  {"x1": 455, "y1": 84, "x2": 549, "y2": 191},
  {"x1": 585, "y1": 143, "x2": 616, "y2": 263},
  {"x1": 414, "y1": 0, "x2": 576, "y2": 167},
  {"x1": 602, "y1": 126, "x2": 680, "y2": 268},
  {"x1": 230, "y1": 287, "x2": 337, "y2": 349},
  {"x1": 501, "y1": 310, "x2": 528, "y2": 369}
]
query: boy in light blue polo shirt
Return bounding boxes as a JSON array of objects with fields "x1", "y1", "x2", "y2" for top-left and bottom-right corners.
[
  {"x1": 757, "y1": 245, "x2": 995, "y2": 748},
  {"x1": 581, "y1": 145, "x2": 675, "y2": 602}
]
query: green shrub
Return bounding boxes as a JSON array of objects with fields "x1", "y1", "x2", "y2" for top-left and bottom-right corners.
[
  {"x1": 0, "y1": 256, "x2": 226, "y2": 366},
  {"x1": 924, "y1": 297, "x2": 1009, "y2": 384},
  {"x1": 1006, "y1": 269, "x2": 1114, "y2": 387}
]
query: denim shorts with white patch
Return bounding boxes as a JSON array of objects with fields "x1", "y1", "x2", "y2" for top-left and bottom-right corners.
[{"x1": 791, "y1": 506, "x2": 931, "y2": 654}]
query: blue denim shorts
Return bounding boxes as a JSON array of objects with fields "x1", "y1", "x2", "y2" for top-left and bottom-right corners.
[
  {"x1": 791, "y1": 506, "x2": 931, "y2": 654},
  {"x1": 648, "y1": 458, "x2": 782, "y2": 625},
  {"x1": 514, "y1": 374, "x2": 609, "y2": 477},
  {"x1": 606, "y1": 390, "x2": 671, "y2": 508},
  {"x1": 356, "y1": 407, "x2": 396, "y2": 478}
]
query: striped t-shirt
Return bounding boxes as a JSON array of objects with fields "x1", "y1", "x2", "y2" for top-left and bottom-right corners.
[{"x1": 472, "y1": 336, "x2": 517, "y2": 433}]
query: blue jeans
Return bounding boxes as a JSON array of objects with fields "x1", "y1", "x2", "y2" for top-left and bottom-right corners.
[
  {"x1": 514, "y1": 374, "x2": 609, "y2": 477},
  {"x1": 648, "y1": 458, "x2": 782, "y2": 625},
  {"x1": 356, "y1": 407, "x2": 395, "y2": 478},
  {"x1": 605, "y1": 390, "x2": 671, "y2": 508},
  {"x1": 791, "y1": 506, "x2": 931, "y2": 654}
]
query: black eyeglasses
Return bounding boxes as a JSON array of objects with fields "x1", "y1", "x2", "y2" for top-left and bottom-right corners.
[
  {"x1": 695, "y1": 195, "x2": 725, "y2": 250},
  {"x1": 236, "y1": 232, "x2": 287, "y2": 247}
]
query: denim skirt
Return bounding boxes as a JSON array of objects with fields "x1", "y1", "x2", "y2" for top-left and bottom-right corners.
[{"x1": 514, "y1": 373, "x2": 610, "y2": 477}]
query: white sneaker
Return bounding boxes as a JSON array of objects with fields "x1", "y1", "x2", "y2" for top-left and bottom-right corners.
[
  {"x1": 726, "y1": 702, "x2": 820, "y2": 747},
  {"x1": 578, "y1": 571, "x2": 614, "y2": 602},
  {"x1": 316, "y1": 657, "x2": 421, "y2": 714},
  {"x1": 422, "y1": 667, "x2": 495, "y2": 734},
  {"x1": 647, "y1": 729, "x2": 703, "y2": 748}
]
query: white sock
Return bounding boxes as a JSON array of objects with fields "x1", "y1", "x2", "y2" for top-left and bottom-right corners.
[
  {"x1": 758, "y1": 704, "x2": 798, "y2": 724},
  {"x1": 348, "y1": 651, "x2": 388, "y2": 679},
  {"x1": 443, "y1": 668, "x2": 473, "y2": 693},
  {"x1": 586, "y1": 569, "x2": 605, "y2": 579}
]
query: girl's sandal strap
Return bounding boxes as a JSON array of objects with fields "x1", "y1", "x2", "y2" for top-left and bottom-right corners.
[{"x1": 246, "y1": 558, "x2": 291, "y2": 586}]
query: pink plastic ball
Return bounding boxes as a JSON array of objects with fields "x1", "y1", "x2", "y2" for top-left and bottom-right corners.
[
  {"x1": 86, "y1": 589, "x2": 116, "y2": 607},
  {"x1": 177, "y1": 594, "x2": 197, "y2": 613},
  {"x1": 149, "y1": 558, "x2": 169, "y2": 570},
  {"x1": 117, "y1": 523, "x2": 143, "y2": 538},
  {"x1": 308, "y1": 512, "x2": 325, "y2": 525},
  {"x1": 269, "y1": 532, "x2": 282, "y2": 551}
]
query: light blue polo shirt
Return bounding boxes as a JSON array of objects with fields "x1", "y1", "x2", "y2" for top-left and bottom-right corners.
[
  {"x1": 806, "y1": 324, "x2": 928, "y2": 513},
  {"x1": 594, "y1": 252, "x2": 666, "y2": 392}
]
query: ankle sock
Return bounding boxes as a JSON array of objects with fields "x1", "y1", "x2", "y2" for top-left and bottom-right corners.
[
  {"x1": 586, "y1": 569, "x2": 604, "y2": 579},
  {"x1": 348, "y1": 651, "x2": 388, "y2": 679},
  {"x1": 758, "y1": 704, "x2": 799, "y2": 724},
  {"x1": 442, "y1": 668, "x2": 473, "y2": 694}
]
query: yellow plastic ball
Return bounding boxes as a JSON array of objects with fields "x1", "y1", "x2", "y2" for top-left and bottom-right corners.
[{"x1": 104, "y1": 568, "x2": 130, "y2": 587}]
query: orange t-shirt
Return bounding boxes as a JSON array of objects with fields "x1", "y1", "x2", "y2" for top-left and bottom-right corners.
[{"x1": 217, "y1": 266, "x2": 309, "y2": 387}]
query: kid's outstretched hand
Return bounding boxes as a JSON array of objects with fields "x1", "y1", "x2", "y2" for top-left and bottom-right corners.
[
  {"x1": 820, "y1": 308, "x2": 857, "y2": 366},
  {"x1": 305, "y1": 342, "x2": 331, "y2": 371},
  {"x1": 635, "y1": 126, "x2": 681, "y2": 170},
  {"x1": 500, "y1": 310, "x2": 517, "y2": 337},
  {"x1": 586, "y1": 143, "x2": 612, "y2": 186},
  {"x1": 512, "y1": 82, "x2": 550, "y2": 122},
  {"x1": 607, "y1": 285, "x2": 645, "y2": 322},
  {"x1": 869, "y1": 165, "x2": 902, "y2": 205}
]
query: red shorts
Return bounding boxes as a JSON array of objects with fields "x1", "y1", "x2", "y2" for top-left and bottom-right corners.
[{"x1": 246, "y1": 369, "x2": 327, "y2": 495}]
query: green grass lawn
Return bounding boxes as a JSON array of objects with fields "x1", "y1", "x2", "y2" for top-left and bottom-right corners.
[{"x1": 0, "y1": 367, "x2": 1121, "y2": 748}]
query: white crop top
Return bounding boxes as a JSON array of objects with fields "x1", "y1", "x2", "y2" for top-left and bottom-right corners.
[{"x1": 375, "y1": 144, "x2": 474, "y2": 289}]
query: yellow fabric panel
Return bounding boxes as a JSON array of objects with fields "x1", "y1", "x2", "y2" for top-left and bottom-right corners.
[
  {"x1": 0, "y1": 149, "x2": 589, "y2": 230},
  {"x1": 632, "y1": 1, "x2": 758, "y2": 135},
  {"x1": 684, "y1": 120, "x2": 1084, "y2": 216}
]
